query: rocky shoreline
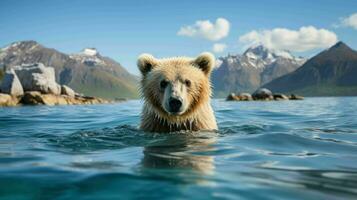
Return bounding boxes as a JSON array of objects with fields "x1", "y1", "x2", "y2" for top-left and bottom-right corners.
[
  {"x1": 0, "y1": 92, "x2": 111, "y2": 106},
  {"x1": 226, "y1": 88, "x2": 304, "y2": 101},
  {"x1": 0, "y1": 63, "x2": 113, "y2": 107}
]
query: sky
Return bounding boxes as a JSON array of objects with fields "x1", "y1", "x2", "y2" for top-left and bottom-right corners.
[{"x1": 1, "y1": 0, "x2": 357, "y2": 75}]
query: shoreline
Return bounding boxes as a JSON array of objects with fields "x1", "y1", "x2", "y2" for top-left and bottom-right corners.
[{"x1": 0, "y1": 91, "x2": 118, "y2": 107}]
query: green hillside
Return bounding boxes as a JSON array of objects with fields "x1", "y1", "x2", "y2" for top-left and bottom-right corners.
[
  {"x1": 69, "y1": 68, "x2": 139, "y2": 99},
  {"x1": 262, "y1": 42, "x2": 357, "y2": 96}
]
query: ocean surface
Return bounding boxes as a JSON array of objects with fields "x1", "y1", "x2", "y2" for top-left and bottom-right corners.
[{"x1": 0, "y1": 98, "x2": 357, "y2": 200}]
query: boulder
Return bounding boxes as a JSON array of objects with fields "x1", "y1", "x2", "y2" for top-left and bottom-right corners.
[
  {"x1": 14, "y1": 63, "x2": 61, "y2": 95},
  {"x1": 0, "y1": 93, "x2": 20, "y2": 106},
  {"x1": 20, "y1": 91, "x2": 45, "y2": 105},
  {"x1": 20, "y1": 91, "x2": 110, "y2": 106},
  {"x1": 252, "y1": 88, "x2": 273, "y2": 100},
  {"x1": 61, "y1": 85, "x2": 75, "y2": 98},
  {"x1": 20, "y1": 91, "x2": 67, "y2": 106},
  {"x1": 273, "y1": 93, "x2": 289, "y2": 100},
  {"x1": 0, "y1": 69, "x2": 24, "y2": 96},
  {"x1": 226, "y1": 93, "x2": 240, "y2": 101},
  {"x1": 41, "y1": 95, "x2": 69, "y2": 106},
  {"x1": 289, "y1": 94, "x2": 304, "y2": 100},
  {"x1": 75, "y1": 95, "x2": 109, "y2": 105},
  {"x1": 238, "y1": 93, "x2": 253, "y2": 101}
]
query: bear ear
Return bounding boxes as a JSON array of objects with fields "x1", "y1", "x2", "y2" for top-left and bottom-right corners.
[
  {"x1": 193, "y1": 52, "x2": 215, "y2": 76},
  {"x1": 137, "y1": 53, "x2": 158, "y2": 75}
]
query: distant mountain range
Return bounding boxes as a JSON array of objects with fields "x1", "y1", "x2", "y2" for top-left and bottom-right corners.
[
  {"x1": 0, "y1": 41, "x2": 138, "y2": 99},
  {"x1": 262, "y1": 42, "x2": 357, "y2": 96},
  {"x1": 1, "y1": 40, "x2": 357, "y2": 99},
  {"x1": 212, "y1": 45, "x2": 306, "y2": 97}
]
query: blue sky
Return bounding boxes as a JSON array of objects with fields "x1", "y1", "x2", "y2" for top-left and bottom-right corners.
[{"x1": 1, "y1": 0, "x2": 357, "y2": 74}]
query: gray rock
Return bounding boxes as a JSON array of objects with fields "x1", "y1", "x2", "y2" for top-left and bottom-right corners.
[
  {"x1": 273, "y1": 93, "x2": 289, "y2": 100},
  {"x1": 226, "y1": 93, "x2": 240, "y2": 101},
  {"x1": 252, "y1": 88, "x2": 273, "y2": 100},
  {"x1": 289, "y1": 94, "x2": 304, "y2": 100},
  {"x1": 238, "y1": 93, "x2": 253, "y2": 101},
  {"x1": 14, "y1": 63, "x2": 61, "y2": 95},
  {"x1": 20, "y1": 91, "x2": 45, "y2": 105},
  {"x1": 61, "y1": 85, "x2": 75, "y2": 97},
  {"x1": 0, "y1": 69, "x2": 24, "y2": 96},
  {"x1": 226, "y1": 92, "x2": 253, "y2": 101}
]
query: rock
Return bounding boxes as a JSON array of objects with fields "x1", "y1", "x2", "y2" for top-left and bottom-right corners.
[
  {"x1": 14, "y1": 63, "x2": 61, "y2": 95},
  {"x1": 289, "y1": 94, "x2": 304, "y2": 100},
  {"x1": 20, "y1": 91, "x2": 111, "y2": 106},
  {"x1": 20, "y1": 91, "x2": 45, "y2": 105},
  {"x1": 252, "y1": 88, "x2": 273, "y2": 100},
  {"x1": 41, "y1": 95, "x2": 69, "y2": 106},
  {"x1": 75, "y1": 93, "x2": 84, "y2": 98},
  {"x1": 21, "y1": 91, "x2": 72, "y2": 106},
  {"x1": 273, "y1": 93, "x2": 289, "y2": 100},
  {"x1": 225, "y1": 90, "x2": 302, "y2": 102},
  {"x1": 82, "y1": 95, "x2": 95, "y2": 100},
  {"x1": 0, "y1": 69, "x2": 24, "y2": 96},
  {"x1": 226, "y1": 93, "x2": 240, "y2": 101},
  {"x1": 61, "y1": 85, "x2": 75, "y2": 98},
  {"x1": 238, "y1": 93, "x2": 253, "y2": 101},
  {"x1": 226, "y1": 93, "x2": 252, "y2": 101},
  {"x1": 0, "y1": 93, "x2": 20, "y2": 106},
  {"x1": 74, "y1": 95, "x2": 109, "y2": 105}
]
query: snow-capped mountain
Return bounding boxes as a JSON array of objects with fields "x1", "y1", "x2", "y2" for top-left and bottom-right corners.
[
  {"x1": 216, "y1": 45, "x2": 305, "y2": 70},
  {"x1": 242, "y1": 45, "x2": 305, "y2": 69},
  {"x1": 212, "y1": 45, "x2": 306, "y2": 97},
  {"x1": 0, "y1": 41, "x2": 40, "y2": 65},
  {"x1": 0, "y1": 41, "x2": 138, "y2": 99},
  {"x1": 262, "y1": 41, "x2": 357, "y2": 96},
  {"x1": 69, "y1": 48, "x2": 105, "y2": 66}
]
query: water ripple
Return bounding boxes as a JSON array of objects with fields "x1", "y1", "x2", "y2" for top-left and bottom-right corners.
[{"x1": 0, "y1": 97, "x2": 357, "y2": 199}]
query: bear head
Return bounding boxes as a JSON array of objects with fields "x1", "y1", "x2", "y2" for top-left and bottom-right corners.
[{"x1": 137, "y1": 52, "x2": 215, "y2": 120}]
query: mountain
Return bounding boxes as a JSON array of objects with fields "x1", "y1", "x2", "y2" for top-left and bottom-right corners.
[
  {"x1": 0, "y1": 41, "x2": 139, "y2": 99},
  {"x1": 212, "y1": 45, "x2": 306, "y2": 97},
  {"x1": 262, "y1": 42, "x2": 357, "y2": 96}
]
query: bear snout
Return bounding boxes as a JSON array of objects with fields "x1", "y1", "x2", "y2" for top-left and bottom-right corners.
[{"x1": 168, "y1": 97, "x2": 183, "y2": 113}]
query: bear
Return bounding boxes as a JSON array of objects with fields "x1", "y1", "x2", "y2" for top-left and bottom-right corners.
[{"x1": 137, "y1": 52, "x2": 218, "y2": 132}]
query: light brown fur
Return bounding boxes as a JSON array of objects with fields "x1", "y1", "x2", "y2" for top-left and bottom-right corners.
[{"x1": 137, "y1": 53, "x2": 217, "y2": 132}]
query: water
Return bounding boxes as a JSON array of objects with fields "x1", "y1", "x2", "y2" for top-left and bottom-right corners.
[{"x1": 1, "y1": 98, "x2": 357, "y2": 200}]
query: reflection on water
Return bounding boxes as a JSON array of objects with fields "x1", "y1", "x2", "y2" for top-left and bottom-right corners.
[
  {"x1": 0, "y1": 98, "x2": 357, "y2": 199},
  {"x1": 51, "y1": 127, "x2": 218, "y2": 175},
  {"x1": 141, "y1": 132, "x2": 217, "y2": 175}
]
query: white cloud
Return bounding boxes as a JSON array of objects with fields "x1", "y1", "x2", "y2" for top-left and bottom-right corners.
[
  {"x1": 341, "y1": 13, "x2": 357, "y2": 30},
  {"x1": 239, "y1": 26, "x2": 338, "y2": 52},
  {"x1": 177, "y1": 18, "x2": 230, "y2": 41},
  {"x1": 212, "y1": 43, "x2": 227, "y2": 53}
]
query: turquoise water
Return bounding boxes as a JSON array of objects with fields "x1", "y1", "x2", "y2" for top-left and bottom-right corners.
[{"x1": 1, "y1": 98, "x2": 357, "y2": 200}]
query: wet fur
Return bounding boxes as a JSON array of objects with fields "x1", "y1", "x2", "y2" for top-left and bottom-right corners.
[{"x1": 138, "y1": 54, "x2": 217, "y2": 132}]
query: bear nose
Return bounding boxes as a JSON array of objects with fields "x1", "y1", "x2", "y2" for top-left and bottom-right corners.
[{"x1": 169, "y1": 97, "x2": 182, "y2": 113}]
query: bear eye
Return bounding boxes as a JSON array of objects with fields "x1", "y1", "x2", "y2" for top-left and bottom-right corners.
[
  {"x1": 185, "y1": 79, "x2": 191, "y2": 87},
  {"x1": 160, "y1": 80, "x2": 168, "y2": 89}
]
